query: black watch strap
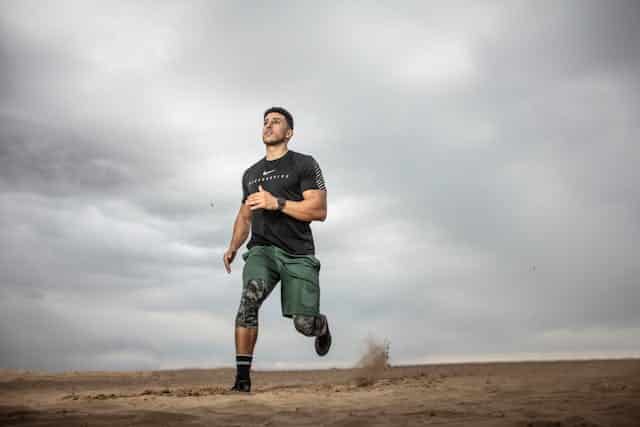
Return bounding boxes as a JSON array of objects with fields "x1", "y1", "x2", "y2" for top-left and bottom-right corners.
[{"x1": 277, "y1": 197, "x2": 286, "y2": 211}]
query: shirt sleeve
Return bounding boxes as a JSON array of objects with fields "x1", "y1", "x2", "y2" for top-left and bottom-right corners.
[
  {"x1": 300, "y1": 156, "x2": 326, "y2": 192},
  {"x1": 241, "y1": 170, "x2": 249, "y2": 204}
]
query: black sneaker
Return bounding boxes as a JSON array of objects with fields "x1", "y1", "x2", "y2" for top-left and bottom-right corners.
[
  {"x1": 315, "y1": 315, "x2": 331, "y2": 356},
  {"x1": 230, "y1": 378, "x2": 251, "y2": 393}
]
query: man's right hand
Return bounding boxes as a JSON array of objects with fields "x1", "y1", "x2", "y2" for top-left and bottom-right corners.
[{"x1": 223, "y1": 248, "x2": 237, "y2": 273}]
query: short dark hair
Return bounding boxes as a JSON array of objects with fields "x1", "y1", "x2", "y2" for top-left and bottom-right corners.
[{"x1": 264, "y1": 106, "x2": 294, "y2": 129}]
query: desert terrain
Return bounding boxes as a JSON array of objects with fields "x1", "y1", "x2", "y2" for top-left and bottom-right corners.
[{"x1": 1, "y1": 358, "x2": 639, "y2": 426}]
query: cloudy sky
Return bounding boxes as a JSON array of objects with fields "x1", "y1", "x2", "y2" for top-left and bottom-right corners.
[{"x1": 1, "y1": 0, "x2": 639, "y2": 373}]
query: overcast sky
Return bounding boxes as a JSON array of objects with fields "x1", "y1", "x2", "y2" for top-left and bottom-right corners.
[{"x1": 1, "y1": 0, "x2": 639, "y2": 373}]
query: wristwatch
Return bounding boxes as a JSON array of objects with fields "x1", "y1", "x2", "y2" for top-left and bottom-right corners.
[{"x1": 276, "y1": 197, "x2": 286, "y2": 211}]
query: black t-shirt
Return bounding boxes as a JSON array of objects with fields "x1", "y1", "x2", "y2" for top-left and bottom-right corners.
[{"x1": 241, "y1": 150, "x2": 326, "y2": 255}]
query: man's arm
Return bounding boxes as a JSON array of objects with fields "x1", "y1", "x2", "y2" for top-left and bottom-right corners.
[
  {"x1": 280, "y1": 189, "x2": 327, "y2": 222},
  {"x1": 245, "y1": 186, "x2": 327, "y2": 222},
  {"x1": 223, "y1": 203, "x2": 252, "y2": 273}
]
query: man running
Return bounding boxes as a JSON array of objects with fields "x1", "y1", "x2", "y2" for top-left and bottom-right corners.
[{"x1": 222, "y1": 106, "x2": 331, "y2": 393}]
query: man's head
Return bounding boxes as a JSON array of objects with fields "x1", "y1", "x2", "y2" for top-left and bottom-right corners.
[{"x1": 263, "y1": 106, "x2": 294, "y2": 146}]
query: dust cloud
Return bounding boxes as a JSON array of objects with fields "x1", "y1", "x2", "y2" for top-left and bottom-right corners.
[{"x1": 353, "y1": 337, "x2": 391, "y2": 387}]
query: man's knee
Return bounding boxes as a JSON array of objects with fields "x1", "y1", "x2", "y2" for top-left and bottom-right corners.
[
  {"x1": 293, "y1": 315, "x2": 324, "y2": 337},
  {"x1": 235, "y1": 278, "x2": 267, "y2": 328}
]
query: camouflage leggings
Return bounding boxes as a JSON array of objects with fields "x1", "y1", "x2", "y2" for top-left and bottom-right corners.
[{"x1": 235, "y1": 278, "x2": 324, "y2": 336}]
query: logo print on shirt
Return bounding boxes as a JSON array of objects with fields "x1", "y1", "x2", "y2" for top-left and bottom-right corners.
[
  {"x1": 248, "y1": 174, "x2": 289, "y2": 185},
  {"x1": 263, "y1": 169, "x2": 276, "y2": 176}
]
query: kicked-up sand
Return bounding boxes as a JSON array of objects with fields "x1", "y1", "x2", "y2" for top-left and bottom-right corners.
[{"x1": 1, "y1": 359, "x2": 639, "y2": 426}]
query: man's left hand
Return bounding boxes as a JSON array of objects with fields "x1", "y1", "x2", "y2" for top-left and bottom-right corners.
[{"x1": 246, "y1": 185, "x2": 278, "y2": 210}]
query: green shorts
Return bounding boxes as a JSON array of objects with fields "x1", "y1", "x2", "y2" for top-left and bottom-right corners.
[{"x1": 241, "y1": 244, "x2": 321, "y2": 318}]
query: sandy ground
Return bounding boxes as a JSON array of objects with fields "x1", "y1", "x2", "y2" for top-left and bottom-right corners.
[{"x1": 1, "y1": 359, "x2": 639, "y2": 426}]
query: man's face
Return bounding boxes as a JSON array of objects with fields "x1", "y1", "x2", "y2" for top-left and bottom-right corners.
[{"x1": 263, "y1": 112, "x2": 292, "y2": 145}]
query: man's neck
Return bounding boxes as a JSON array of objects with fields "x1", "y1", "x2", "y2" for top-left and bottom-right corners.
[{"x1": 265, "y1": 143, "x2": 288, "y2": 161}]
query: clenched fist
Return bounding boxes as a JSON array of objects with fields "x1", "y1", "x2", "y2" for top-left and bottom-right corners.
[{"x1": 245, "y1": 185, "x2": 277, "y2": 211}]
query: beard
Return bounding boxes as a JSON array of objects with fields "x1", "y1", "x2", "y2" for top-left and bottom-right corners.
[{"x1": 263, "y1": 136, "x2": 287, "y2": 146}]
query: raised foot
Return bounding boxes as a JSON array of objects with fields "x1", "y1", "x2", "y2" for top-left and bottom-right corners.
[{"x1": 315, "y1": 315, "x2": 332, "y2": 356}]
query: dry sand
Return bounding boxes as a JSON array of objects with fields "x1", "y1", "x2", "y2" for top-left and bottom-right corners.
[{"x1": 1, "y1": 359, "x2": 639, "y2": 426}]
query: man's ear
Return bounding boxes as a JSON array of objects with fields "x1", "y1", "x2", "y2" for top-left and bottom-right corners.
[{"x1": 286, "y1": 128, "x2": 293, "y2": 140}]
